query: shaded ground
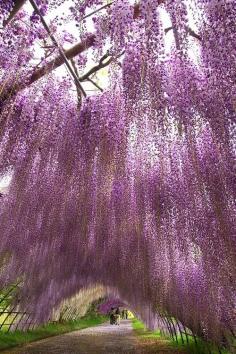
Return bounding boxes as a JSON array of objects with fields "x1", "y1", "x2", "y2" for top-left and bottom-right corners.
[{"x1": 4, "y1": 320, "x2": 185, "y2": 354}]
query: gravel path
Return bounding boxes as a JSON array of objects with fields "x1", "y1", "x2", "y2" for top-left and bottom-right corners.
[{"x1": 4, "y1": 320, "x2": 185, "y2": 354}]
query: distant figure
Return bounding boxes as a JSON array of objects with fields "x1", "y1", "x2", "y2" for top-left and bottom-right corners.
[
  {"x1": 115, "y1": 307, "x2": 121, "y2": 325},
  {"x1": 122, "y1": 309, "x2": 128, "y2": 319},
  {"x1": 109, "y1": 307, "x2": 116, "y2": 325}
]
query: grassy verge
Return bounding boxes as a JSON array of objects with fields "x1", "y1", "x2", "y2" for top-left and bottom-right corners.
[
  {"x1": 0, "y1": 314, "x2": 107, "y2": 352},
  {"x1": 132, "y1": 318, "x2": 162, "y2": 340},
  {"x1": 132, "y1": 318, "x2": 185, "y2": 353},
  {"x1": 171, "y1": 334, "x2": 232, "y2": 354},
  {"x1": 132, "y1": 318, "x2": 232, "y2": 354}
]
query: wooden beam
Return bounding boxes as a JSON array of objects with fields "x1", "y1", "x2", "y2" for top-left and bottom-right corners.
[
  {"x1": 29, "y1": 0, "x2": 86, "y2": 97},
  {"x1": 0, "y1": 0, "x2": 202, "y2": 102},
  {"x1": 0, "y1": 1, "x2": 162, "y2": 100},
  {"x1": 26, "y1": 2, "x2": 144, "y2": 88}
]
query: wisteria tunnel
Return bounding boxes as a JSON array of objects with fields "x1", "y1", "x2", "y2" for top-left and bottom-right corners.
[{"x1": 0, "y1": 0, "x2": 235, "y2": 353}]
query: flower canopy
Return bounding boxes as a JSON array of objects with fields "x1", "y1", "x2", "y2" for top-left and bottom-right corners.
[{"x1": 0, "y1": 0, "x2": 235, "y2": 348}]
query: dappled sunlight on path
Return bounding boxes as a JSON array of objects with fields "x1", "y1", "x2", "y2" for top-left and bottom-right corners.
[{"x1": 4, "y1": 320, "x2": 185, "y2": 354}]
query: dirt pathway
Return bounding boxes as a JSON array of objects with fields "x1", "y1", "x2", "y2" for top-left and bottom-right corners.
[{"x1": 4, "y1": 320, "x2": 185, "y2": 354}]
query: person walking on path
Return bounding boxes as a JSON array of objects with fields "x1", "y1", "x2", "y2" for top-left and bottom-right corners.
[
  {"x1": 109, "y1": 307, "x2": 116, "y2": 325},
  {"x1": 115, "y1": 307, "x2": 121, "y2": 325}
]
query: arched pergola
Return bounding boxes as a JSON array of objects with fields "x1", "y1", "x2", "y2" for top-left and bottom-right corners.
[{"x1": 0, "y1": 1, "x2": 235, "y2": 353}]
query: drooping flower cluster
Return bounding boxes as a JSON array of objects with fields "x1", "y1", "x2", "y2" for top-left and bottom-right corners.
[
  {"x1": 98, "y1": 298, "x2": 126, "y2": 315},
  {"x1": 52, "y1": 285, "x2": 108, "y2": 322},
  {"x1": 0, "y1": 0, "x2": 235, "y2": 351},
  {"x1": 0, "y1": 0, "x2": 14, "y2": 27}
]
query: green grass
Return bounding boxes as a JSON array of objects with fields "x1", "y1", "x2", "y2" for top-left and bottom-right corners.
[
  {"x1": 132, "y1": 318, "x2": 185, "y2": 353},
  {"x1": 171, "y1": 334, "x2": 232, "y2": 354},
  {"x1": 132, "y1": 318, "x2": 233, "y2": 354},
  {"x1": 0, "y1": 313, "x2": 107, "y2": 351},
  {"x1": 132, "y1": 318, "x2": 162, "y2": 340}
]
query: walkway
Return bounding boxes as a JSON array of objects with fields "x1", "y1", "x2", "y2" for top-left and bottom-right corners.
[{"x1": 4, "y1": 320, "x2": 185, "y2": 354}]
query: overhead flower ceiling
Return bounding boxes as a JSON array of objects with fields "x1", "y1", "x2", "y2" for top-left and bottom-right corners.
[{"x1": 0, "y1": 0, "x2": 235, "y2": 348}]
